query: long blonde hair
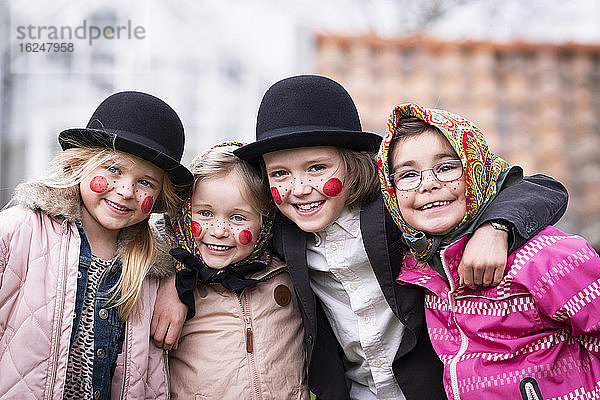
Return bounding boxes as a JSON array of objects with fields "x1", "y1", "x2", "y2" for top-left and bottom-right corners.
[{"x1": 46, "y1": 146, "x2": 183, "y2": 319}]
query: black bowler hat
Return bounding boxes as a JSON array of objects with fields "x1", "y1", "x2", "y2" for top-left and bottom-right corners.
[
  {"x1": 234, "y1": 75, "x2": 382, "y2": 164},
  {"x1": 59, "y1": 91, "x2": 193, "y2": 186}
]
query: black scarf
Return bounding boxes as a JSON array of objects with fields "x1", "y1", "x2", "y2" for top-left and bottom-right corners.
[{"x1": 169, "y1": 247, "x2": 268, "y2": 320}]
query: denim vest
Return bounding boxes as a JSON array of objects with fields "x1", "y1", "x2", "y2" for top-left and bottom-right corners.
[{"x1": 70, "y1": 222, "x2": 126, "y2": 400}]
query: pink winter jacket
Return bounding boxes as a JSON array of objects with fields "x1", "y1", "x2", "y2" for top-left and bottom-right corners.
[
  {"x1": 397, "y1": 225, "x2": 600, "y2": 400},
  {"x1": 0, "y1": 183, "x2": 172, "y2": 399}
]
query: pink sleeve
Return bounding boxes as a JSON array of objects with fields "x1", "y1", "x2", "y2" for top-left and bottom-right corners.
[{"x1": 528, "y1": 234, "x2": 600, "y2": 355}]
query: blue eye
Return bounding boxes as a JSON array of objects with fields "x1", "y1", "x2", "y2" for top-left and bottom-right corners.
[
  {"x1": 232, "y1": 215, "x2": 246, "y2": 222},
  {"x1": 198, "y1": 210, "x2": 212, "y2": 218},
  {"x1": 139, "y1": 179, "x2": 153, "y2": 188},
  {"x1": 107, "y1": 165, "x2": 120, "y2": 174}
]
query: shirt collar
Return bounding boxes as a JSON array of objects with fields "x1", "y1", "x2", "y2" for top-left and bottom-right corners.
[{"x1": 313, "y1": 207, "x2": 361, "y2": 243}]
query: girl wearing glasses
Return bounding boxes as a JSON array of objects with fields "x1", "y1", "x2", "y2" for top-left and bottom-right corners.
[{"x1": 378, "y1": 103, "x2": 600, "y2": 400}]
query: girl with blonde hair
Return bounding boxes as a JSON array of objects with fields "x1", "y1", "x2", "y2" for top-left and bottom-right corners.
[{"x1": 0, "y1": 91, "x2": 192, "y2": 399}]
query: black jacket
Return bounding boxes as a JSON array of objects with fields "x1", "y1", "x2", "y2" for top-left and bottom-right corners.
[{"x1": 272, "y1": 174, "x2": 568, "y2": 400}]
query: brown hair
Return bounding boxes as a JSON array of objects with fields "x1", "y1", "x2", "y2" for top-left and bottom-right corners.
[
  {"x1": 391, "y1": 116, "x2": 442, "y2": 147},
  {"x1": 337, "y1": 148, "x2": 380, "y2": 208}
]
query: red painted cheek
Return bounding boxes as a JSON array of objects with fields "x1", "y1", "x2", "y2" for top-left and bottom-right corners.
[
  {"x1": 191, "y1": 221, "x2": 202, "y2": 238},
  {"x1": 140, "y1": 196, "x2": 154, "y2": 214},
  {"x1": 271, "y1": 187, "x2": 282, "y2": 205},
  {"x1": 322, "y1": 178, "x2": 343, "y2": 197},
  {"x1": 238, "y1": 229, "x2": 253, "y2": 245},
  {"x1": 89, "y1": 176, "x2": 108, "y2": 193}
]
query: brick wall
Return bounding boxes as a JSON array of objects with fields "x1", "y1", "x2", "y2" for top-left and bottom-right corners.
[{"x1": 317, "y1": 34, "x2": 600, "y2": 248}]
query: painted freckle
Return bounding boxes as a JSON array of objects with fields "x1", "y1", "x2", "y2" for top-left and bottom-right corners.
[
  {"x1": 89, "y1": 176, "x2": 108, "y2": 193},
  {"x1": 140, "y1": 196, "x2": 154, "y2": 214},
  {"x1": 239, "y1": 229, "x2": 253, "y2": 245},
  {"x1": 191, "y1": 221, "x2": 202, "y2": 237}
]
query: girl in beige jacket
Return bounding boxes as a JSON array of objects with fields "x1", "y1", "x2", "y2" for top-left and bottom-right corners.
[{"x1": 164, "y1": 143, "x2": 308, "y2": 400}]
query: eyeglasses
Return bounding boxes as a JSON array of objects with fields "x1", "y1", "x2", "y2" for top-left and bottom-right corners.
[{"x1": 390, "y1": 159, "x2": 463, "y2": 191}]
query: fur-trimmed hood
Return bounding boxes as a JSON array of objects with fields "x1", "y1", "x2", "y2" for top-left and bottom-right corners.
[{"x1": 12, "y1": 181, "x2": 174, "y2": 278}]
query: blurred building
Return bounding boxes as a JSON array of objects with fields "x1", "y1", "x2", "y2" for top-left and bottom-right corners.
[
  {"x1": 0, "y1": 0, "x2": 310, "y2": 206},
  {"x1": 316, "y1": 34, "x2": 600, "y2": 247}
]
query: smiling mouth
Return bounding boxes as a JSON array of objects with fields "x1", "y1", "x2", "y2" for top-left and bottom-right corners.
[
  {"x1": 105, "y1": 199, "x2": 131, "y2": 211},
  {"x1": 419, "y1": 200, "x2": 452, "y2": 211},
  {"x1": 205, "y1": 244, "x2": 233, "y2": 252},
  {"x1": 293, "y1": 201, "x2": 324, "y2": 212}
]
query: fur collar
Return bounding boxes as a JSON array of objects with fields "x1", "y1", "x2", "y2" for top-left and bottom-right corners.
[{"x1": 12, "y1": 182, "x2": 174, "y2": 278}]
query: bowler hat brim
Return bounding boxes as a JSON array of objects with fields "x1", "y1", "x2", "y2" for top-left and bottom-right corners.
[
  {"x1": 59, "y1": 128, "x2": 193, "y2": 187},
  {"x1": 234, "y1": 128, "x2": 382, "y2": 165}
]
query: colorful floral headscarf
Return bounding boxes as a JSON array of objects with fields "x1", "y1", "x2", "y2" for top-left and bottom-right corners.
[{"x1": 377, "y1": 103, "x2": 510, "y2": 261}]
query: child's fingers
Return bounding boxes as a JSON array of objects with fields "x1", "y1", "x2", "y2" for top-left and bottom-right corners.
[
  {"x1": 152, "y1": 318, "x2": 168, "y2": 349},
  {"x1": 161, "y1": 325, "x2": 174, "y2": 351},
  {"x1": 150, "y1": 313, "x2": 159, "y2": 338},
  {"x1": 458, "y1": 262, "x2": 475, "y2": 289},
  {"x1": 492, "y1": 262, "x2": 506, "y2": 287},
  {"x1": 163, "y1": 322, "x2": 183, "y2": 351},
  {"x1": 482, "y1": 266, "x2": 496, "y2": 287},
  {"x1": 472, "y1": 267, "x2": 484, "y2": 288}
]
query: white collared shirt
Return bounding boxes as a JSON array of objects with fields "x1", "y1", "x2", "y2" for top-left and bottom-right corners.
[{"x1": 307, "y1": 207, "x2": 406, "y2": 400}]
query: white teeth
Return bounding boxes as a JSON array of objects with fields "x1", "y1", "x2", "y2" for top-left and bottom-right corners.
[
  {"x1": 206, "y1": 244, "x2": 231, "y2": 251},
  {"x1": 296, "y1": 201, "x2": 322, "y2": 211},
  {"x1": 106, "y1": 199, "x2": 128, "y2": 211},
  {"x1": 420, "y1": 201, "x2": 450, "y2": 210}
]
